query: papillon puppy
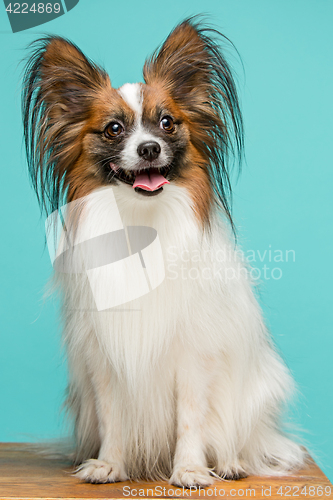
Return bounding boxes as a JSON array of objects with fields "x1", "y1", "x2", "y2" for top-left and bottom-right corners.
[{"x1": 22, "y1": 18, "x2": 305, "y2": 487}]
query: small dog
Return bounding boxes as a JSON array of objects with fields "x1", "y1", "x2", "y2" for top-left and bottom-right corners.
[{"x1": 22, "y1": 18, "x2": 305, "y2": 487}]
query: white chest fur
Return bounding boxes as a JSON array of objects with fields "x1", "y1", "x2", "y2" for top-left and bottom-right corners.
[{"x1": 57, "y1": 182, "x2": 304, "y2": 482}]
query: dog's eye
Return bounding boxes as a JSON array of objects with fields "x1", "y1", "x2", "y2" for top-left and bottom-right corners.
[
  {"x1": 160, "y1": 116, "x2": 175, "y2": 133},
  {"x1": 104, "y1": 122, "x2": 123, "y2": 138}
]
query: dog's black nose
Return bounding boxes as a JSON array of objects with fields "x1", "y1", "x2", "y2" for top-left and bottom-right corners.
[{"x1": 137, "y1": 141, "x2": 161, "y2": 161}]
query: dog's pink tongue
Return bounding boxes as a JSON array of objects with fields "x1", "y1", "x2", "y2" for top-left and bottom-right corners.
[{"x1": 133, "y1": 168, "x2": 169, "y2": 191}]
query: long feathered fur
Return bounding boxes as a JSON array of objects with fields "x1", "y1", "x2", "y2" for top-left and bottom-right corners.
[
  {"x1": 57, "y1": 186, "x2": 305, "y2": 481},
  {"x1": 22, "y1": 36, "x2": 110, "y2": 215},
  {"x1": 22, "y1": 18, "x2": 243, "y2": 228},
  {"x1": 22, "y1": 18, "x2": 306, "y2": 486},
  {"x1": 143, "y1": 18, "x2": 244, "y2": 229}
]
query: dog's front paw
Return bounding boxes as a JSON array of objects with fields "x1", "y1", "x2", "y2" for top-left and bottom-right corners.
[
  {"x1": 75, "y1": 459, "x2": 128, "y2": 483},
  {"x1": 170, "y1": 465, "x2": 213, "y2": 488}
]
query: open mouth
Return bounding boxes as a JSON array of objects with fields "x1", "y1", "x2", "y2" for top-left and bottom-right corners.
[{"x1": 110, "y1": 163, "x2": 170, "y2": 196}]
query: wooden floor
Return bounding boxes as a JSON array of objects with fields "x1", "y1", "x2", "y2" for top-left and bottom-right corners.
[{"x1": 0, "y1": 443, "x2": 332, "y2": 499}]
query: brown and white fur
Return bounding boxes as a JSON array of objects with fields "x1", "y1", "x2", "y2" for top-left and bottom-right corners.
[{"x1": 22, "y1": 18, "x2": 305, "y2": 487}]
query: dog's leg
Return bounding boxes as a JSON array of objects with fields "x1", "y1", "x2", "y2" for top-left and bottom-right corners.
[
  {"x1": 75, "y1": 365, "x2": 128, "y2": 483},
  {"x1": 170, "y1": 351, "x2": 214, "y2": 488}
]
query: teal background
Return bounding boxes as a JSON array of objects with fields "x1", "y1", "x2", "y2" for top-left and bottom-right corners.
[{"x1": 0, "y1": 0, "x2": 332, "y2": 481}]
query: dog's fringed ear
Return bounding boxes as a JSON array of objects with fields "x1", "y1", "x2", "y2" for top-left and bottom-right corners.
[
  {"x1": 22, "y1": 37, "x2": 110, "y2": 214},
  {"x1": 143, "y1": 18, "x2": 243, "y2": 228},
  {"x1": 144, "y1": 20, "x2": 213, "y2": 102}
]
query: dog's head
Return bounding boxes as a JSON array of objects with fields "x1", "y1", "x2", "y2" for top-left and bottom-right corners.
[{"x1": 22, "y1": 18, "x2": 243, "y2": 225}]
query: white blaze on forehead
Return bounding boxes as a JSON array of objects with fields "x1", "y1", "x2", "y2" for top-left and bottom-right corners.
[
  {"x1": 118, "y1": 83, "x2": 143, "y2": 117},
  {"x1": 117, "y1": 82, "x2": 169, "y2": 170}
]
